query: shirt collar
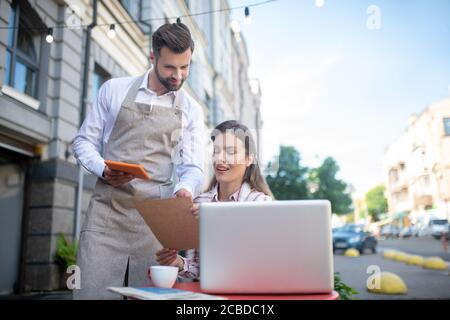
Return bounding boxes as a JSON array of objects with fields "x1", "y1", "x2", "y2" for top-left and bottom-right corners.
[
  {"x1": 211, "y1": 182, "x2": 253, "y2": 202},
  {"x1": 139, "y1": 68, "x2": 177, "y2": 98}
]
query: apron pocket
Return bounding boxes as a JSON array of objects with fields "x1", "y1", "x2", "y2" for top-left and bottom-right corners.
[{"x1": 82, "y1": 180, "x2": 113, "y2": 233}]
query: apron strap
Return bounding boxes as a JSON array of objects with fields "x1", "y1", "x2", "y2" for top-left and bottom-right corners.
[
  {"x1": 123, "y1": 72, "x2": 185, "y2": 110},
  {"x1": 122, "y1": 75, "x2": 146, "y2": 108},
  {"x1": 172, "y1": 89, "x2": 185, "y2": 110}
]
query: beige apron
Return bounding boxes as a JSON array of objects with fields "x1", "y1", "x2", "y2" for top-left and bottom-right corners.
[{"x1": 73, "y1": 75, "x2": 183, "y2": 299}]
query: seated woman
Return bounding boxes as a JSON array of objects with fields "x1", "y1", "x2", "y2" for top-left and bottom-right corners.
[{"x1": 154, "y1": 120, "x2": 274, "y2": 280}]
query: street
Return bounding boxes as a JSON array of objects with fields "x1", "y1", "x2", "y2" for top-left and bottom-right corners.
[{"x1": 334, "y1": 236, "x2": 450, "y2": 299}]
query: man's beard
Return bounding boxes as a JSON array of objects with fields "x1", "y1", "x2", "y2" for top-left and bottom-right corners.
[{"x1": 154, "y1": 65, "x2": 186, "y2": 92}]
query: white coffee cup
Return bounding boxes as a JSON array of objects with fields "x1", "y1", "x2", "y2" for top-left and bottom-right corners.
[{"x1": 150, "y1": 266, "x2": 178, "y2": 288}]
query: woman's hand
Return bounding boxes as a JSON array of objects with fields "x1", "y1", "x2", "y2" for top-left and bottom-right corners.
[
  {"x1": 155, "y1": 248, "x2": 184, "y2": 270},
  {"x1": 190, "y1": 203, "x2": 199, "y2": 219}
]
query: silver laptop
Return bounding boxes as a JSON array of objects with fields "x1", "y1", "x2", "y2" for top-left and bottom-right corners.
[{"x1": 199, "y1": 200, "x2": 334, "y2": 294}]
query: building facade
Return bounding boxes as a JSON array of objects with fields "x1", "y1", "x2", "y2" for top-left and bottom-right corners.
[
  {"x1": 230, "y1": 26, "x2": 263, "y2": 159},
  {"x1": 0, "y1": 0, "x2": 262, "y2": 294},
  {"x1": 383, "y1": 98, "x2": 450, "y2": 228}
]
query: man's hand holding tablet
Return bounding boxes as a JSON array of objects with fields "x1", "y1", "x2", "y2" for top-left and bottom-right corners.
[{"x1": 103, "y1": 160, "x2": 151, "y2": 187}]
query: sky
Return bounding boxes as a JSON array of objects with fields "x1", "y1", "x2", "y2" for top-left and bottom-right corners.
[{"x1": 230, "y1": 0, "x2": 450, "y2": 197}]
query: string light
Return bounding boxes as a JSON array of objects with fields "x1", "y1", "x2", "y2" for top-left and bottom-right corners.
[
  {"x1": 244, "y1": 7, "x2": 251, "y2": 24},
  {"x1": 315, "y1": 0, "x2": 325, "y2": 8},
  {"x1": 230, "y1": 20, "x2": 242, "y2": 43},
  {"x1": 0, "y1": 0, "x2": 277, "y2": 45},
  {"x1": 230, "y1": 20, "x2": 241, "y2": 34},
  {"x1": 0, "y1": 0, "x2": 275, "y2": 31},
  {"x1": 45, "y1": 28, "x2": 53, "y2": 43},
  {"x1": 107, "y1": 24, "x2": 116, "y2": 39}
]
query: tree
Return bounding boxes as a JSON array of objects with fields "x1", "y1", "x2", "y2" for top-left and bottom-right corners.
[
  {"x1": 265, "y1": 147, "x2": 353, "y2": 214},
  {"x1": 365, "y1": 184, "x2": 387, "y2": 221},
  {"x1": 308, "y1": 157, "x2": 353, "y2": 215},
  {"x1": 266, "y1": 146, "x2": 309, "y2": 200}
]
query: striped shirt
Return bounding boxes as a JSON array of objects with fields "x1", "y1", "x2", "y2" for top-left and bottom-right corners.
[{"x1": 178, "y1": 182, "x2": 272, "y2": 280}]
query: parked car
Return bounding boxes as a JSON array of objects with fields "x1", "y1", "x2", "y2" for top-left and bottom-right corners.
[
  {"x1": 430, "y1": 219, "x2": 450, "y2": 239},
  {"x1": 380, "y1": 224, "x2": 400, "y2": 239},
  {"x1": 333, "y1": 224, "x2": 378, "y2": 254},
  {"x1": 399, "y1": 226, "x2": 414, "y2": 239},
  {"x1": 332, "y1": 227, "x2": 342, "y2": 233},
  {"x1": 413, "y1": 224, "x2": 431, "y2": 237}
]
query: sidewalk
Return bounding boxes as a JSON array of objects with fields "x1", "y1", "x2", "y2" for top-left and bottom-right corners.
[{"x1": 0, "y1": 291, "x2": 72, "y2": 300}]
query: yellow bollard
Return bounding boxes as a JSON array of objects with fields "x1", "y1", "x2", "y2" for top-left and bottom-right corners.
[
  {"x1": 367, "y1": 272, "x2": 408, "y2": 294},
  {"x1": 392, "y1": 252, "x2": 410, "y2": 262},
  {"x1": 344, "y1": 248, "x2": 360, "y2": 257},
  {"x1": 422, "y1": 257, "x2": 448, "y2": 270},
  {"x1": 405, "y1": 255, "x2": 425, "y2": 266},
  {"x1": 383, "y1": 250, "x2": 397, "y2": 260}
]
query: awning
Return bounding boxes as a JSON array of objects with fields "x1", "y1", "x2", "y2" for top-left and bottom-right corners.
[{"x1": 0, "y1": 132, "x2": 35, "y2": 157}]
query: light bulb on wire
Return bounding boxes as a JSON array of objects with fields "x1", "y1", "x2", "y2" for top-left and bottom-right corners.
[
  {"x1": 107, "y1": 24, "x2": 116, "y2": 39},
  {"x1": 230, "y1": 20, "x2": 241, "y2": 34},
  {"x1": 244, "y1": 7, "x2": 251, "y2": 24},
  {"x1": 45, "y1": 28, "x2": 54, "y2": 43},
  {"x1": 230, "y1": 20, "x2": 241, "y2": 43}
]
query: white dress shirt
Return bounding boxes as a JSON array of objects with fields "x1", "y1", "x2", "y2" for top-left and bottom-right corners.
[{"x1": 73, "y1": 69, "x2": 205, "y2": 197}]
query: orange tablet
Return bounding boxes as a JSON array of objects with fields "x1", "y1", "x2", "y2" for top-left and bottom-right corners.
[{"x1": 104, "y1": 160, "x2": 150, "y2": 180}]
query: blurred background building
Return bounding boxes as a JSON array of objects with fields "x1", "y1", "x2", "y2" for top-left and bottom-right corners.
[
  {"x1": 0, "y1": 0, "x2": 263, "y2": 294},
  {"x1": 383, "y1": 98, "x2": 450, "y2": 228}
]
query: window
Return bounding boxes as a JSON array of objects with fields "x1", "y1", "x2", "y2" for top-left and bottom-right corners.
[
  {"x1": 119, "y1": 0, "x2": 151, "y2": 34},
  {"x1": 418, "y1": 175, "x2": 431, "y2": 193},
  {"x1": 187, "y1": 60, "x2": 195, "y2": 90},
  {"x1": 119, "y1": 0, "x2": 140, "y2": 21},
  {"x1": 4, "y1": 1, "x2": 47, "y2": 99},
  {"x1": 444, "y1": 118, "x2": 450, "y2": 136},
  {"x1": 205, "y1": 92, "x2": 213, "y2": 124},
  {"x1": 389, "y1": 168, "x2": 398, "y2": 183},
  {"x1": 214, "y1": 103, "x2": 224, "y2": 126},
  {"x1": 92, "y1": 63, "x2": 111, "y2": 99}
]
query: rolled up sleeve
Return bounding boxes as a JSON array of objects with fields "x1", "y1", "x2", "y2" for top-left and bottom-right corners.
[
  {"x1": 73, "y1": 80, "x2": 111, "y2": 178},
  {"x1": 178, "y1": 249, "x2": 200, "y2": 280},
  {"x1": 174, "y1": 100, "x2": 205, "y2": 197}
]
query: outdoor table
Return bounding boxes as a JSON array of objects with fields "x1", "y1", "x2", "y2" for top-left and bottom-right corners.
[{"x1": 174, "y1": 282, "x2": 340, "y2": 300}]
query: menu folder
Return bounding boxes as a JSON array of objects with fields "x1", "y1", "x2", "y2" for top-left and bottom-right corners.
[{"x1": 134, "y1": 197, "x2": 199, "y2": 250}]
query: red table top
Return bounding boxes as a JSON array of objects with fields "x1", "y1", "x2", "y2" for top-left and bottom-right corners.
[{"x1": 174, "y1": 282, "x2": 339, "y2": 300}]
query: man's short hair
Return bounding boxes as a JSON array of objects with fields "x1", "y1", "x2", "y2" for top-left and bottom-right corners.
[{"x1": 152, "y1": 22, "x2": 195, "y2": 57}]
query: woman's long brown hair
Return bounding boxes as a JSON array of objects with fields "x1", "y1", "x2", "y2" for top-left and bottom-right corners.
[{"x1": 206, "y1": 120, "x2": 275, "y2": 199}]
